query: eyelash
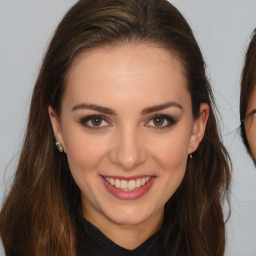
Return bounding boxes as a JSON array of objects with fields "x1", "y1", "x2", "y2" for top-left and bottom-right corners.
[
  {"x1": 250, "y1": 109, "x2": 256, "y2": 116},
  {"x1": 79, "y1": 114, "x2": 177, "y2": 130},
  {"x1": 145, "y1": 114, "x2": 177, "y2": 129},
  {"x1": 79, "y1": 115, "x2": 111, "y2": 130},
  {"x1": 245, "y1": 109, "x2": 256, "y2": 121}
]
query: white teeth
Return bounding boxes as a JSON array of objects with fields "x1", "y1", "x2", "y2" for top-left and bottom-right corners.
[
  {"x1": 114, "y1": 179, "x2": 120, "y2": 188},
  {"x1": 104, "y1": 176, "x2": 151, "y2": 191},
  {"x1": 136, "y1": 179, "x2": 142, "y2": 188},
  {"x1": 110, "y1": 178, "x2": 115, "y2": 186},
  {"x1": 128, "y1": 180, "x2": 136, "y2": 190},
  {"x1": 120, "y1": 180, "x2": 128, "y2": 190}
]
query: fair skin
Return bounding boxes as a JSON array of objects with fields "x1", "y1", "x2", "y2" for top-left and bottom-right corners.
[
  {"x1": 244, "y1": 84, "x2": 256, "y2": 163},
  {"x1": 49, "y1": 44, "x2": 209, "y2": 249}
]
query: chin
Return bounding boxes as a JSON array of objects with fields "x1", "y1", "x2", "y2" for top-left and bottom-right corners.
[{"x1": 105, "y1": 204, "x2": 163, "y2": 226}]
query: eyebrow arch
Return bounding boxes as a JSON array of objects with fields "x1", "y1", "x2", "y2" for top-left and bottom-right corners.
[
  {"x1": 72, "y1": 103, "x2": 116, "y2": 115},
  {"x1": 72, "y1": 101, "x2": 182, "y2": 115},
  {"x1": 142, "y1": 102, "x2": 183, "y2": 115}
]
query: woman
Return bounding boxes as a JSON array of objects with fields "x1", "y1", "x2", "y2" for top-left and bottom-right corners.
[
  {"x1": 240, "y1": 28, "x2": 256, "y2": 164},
  {"x1": 0, "y1": 0, "x2": 231, "y2": 255}
]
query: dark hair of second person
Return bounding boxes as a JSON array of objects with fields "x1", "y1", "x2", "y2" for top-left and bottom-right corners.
[{"x1": 240, "y1": 29, "x2": 256, "y2": 163}]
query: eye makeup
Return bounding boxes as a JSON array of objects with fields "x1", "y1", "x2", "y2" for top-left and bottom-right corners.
[
  {"x1": 245, "y1": 109, "x2": 256, "y2": 121},
  {"x1": 78, "y1": 113, "x2": 178, "y2": 132},
  {"x1": 145, "y1": 114, "x2": 178, "y2": 129},
  {"x1": 79, "y1": 115, "x2": 111, "y2": 130},
  {"x1": 249, "y1": 109, "x2": 256, "y2": 116}
]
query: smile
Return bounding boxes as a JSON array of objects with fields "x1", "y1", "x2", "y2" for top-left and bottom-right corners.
[{"x1": 104, "y1": 176, "x2": 151, "y2": 191}]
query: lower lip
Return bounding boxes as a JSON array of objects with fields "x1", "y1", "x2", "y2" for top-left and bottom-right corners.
[{"x1": 101, "y1": 177, "x2": 155, "y2": 200}]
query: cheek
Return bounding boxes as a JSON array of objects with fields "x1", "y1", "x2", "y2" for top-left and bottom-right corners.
[
  {"x1": 62, "y1": 127, "x2": 109, "y2": 173},
  {"x1": 148, "y1": 134, "x2": 189, "y2": 207},
  {"x1": 63, "y1": 133, "x2": 110, "y2": 198},
  {"x1": 150, "y1": 131, "x2": 191, "y2": 170},
  {"x1": 67, "y1": 142, "x2": 99, "y2": 170},
  {"x1": 245, "y1": 119, "x2": 256, "y2": 159}
]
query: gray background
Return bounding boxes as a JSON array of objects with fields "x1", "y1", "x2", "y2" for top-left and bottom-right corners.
[{"x1": 1, "y1": 1, "x2": 256, "y2": 255}]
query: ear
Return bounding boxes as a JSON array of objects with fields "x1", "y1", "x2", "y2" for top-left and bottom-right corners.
[
  {"x1": 188, "y1": 103, "x2": 209, "y2": 154},
  {"x1": 48, "y1": 105, "x2": 65, "y2": 150}
]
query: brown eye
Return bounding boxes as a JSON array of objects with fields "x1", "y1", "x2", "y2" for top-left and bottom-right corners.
[
  {"x1": 79, "y1": 115, "x2": 110, "y2": 129},
  {"x1": 145, "y1": 114, "x2": 177, "y2": 129},
  {"x1": 90, "y1": 117, "x2": 103, "y2": 126},
  {"x1": 152, "y1": 117, "x2": 164, "y2": 126}
]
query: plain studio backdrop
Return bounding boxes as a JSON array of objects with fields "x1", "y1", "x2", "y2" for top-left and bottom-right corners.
[{"x1": 0, "y1": 1, "x2": 256, "y2": 255}]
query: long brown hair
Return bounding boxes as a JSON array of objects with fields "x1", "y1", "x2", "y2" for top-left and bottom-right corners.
[
  {"x1": 240, "y1": 29, "x2": 256, "y2": 154},
  {"x1": 0, "y1": 0, "x2": 231, "y2": 255}
]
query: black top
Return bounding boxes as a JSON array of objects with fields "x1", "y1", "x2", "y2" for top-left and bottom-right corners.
[
  {"x1": 75, "y1": 216, "x2": 184, "y2": 256},
  {"x1": 76, "y1": 217, "x2": 164, "y2": 256}
]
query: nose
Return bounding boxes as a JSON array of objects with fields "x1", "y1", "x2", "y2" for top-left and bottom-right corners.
[{"x1": 108, "y1": 127, "x2": 147, "y2": 170}]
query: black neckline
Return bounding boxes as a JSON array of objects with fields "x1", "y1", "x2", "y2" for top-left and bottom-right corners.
[{"x1": 76, "y1": 216, "x2": 164, "y2": 256}]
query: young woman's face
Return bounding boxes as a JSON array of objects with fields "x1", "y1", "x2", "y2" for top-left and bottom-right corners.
[
  {"x1": 244, "y1": 85, "x2": 256, "y2": 163},
  {"x1": 49, "y1": 44, "x2": 208, "y2": 231}
]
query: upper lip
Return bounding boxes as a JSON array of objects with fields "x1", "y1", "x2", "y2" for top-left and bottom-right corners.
[{"x1": 101, "y1": 175, "x2": 155, "y2": 181}]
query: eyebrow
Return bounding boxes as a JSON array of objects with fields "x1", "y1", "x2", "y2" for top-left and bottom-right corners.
[
  {"x1": 71, "y1": 101, "x2": 183, "y2": 115},
  {"x1": 141, "y1": 102, "x2": 183, "y2": 115},
  {"x1": 72, "y1": 104, "x2": 116, "y2": 115}
]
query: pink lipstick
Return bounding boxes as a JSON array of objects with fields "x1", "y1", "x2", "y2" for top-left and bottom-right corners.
[{"x1": 101, "y1": 175, "x2": 155, "y2": 200}]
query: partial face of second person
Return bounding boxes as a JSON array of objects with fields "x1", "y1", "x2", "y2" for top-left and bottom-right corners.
[
  {"x1": 49, "y1": 44, "x2": 208, "y2": 235},
  {"x1": 244, "y1": 84, "x2": 256, "y2": 163}
]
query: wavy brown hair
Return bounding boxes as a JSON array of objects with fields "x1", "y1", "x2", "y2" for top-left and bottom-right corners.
[
  {"x1": 0, "y1": 0, "x2": 231, "y2": 255},
  {"x1": 240, "y1": 29, "x2": 256, "y2": 155}
]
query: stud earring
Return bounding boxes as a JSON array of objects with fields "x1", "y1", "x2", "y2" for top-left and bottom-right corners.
[
  {"x1": 189, "y1": 154, "x2": 193, "y2": 159},
  {"x1": 56, "y1": 142, "x2": 64, "y2": 153}
]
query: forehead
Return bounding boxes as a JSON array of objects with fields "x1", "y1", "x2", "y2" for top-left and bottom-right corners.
[
  {"x1": 63, "y1": 44, "x2": 189, "y2": 108},
  {"x1": 69, "y1": 43, "x2": 186, "y2": 76}
]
